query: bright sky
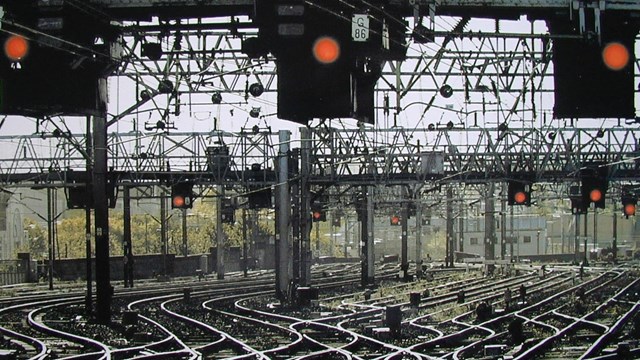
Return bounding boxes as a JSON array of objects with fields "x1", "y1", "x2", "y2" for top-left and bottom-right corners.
[{"x1": 0, "y1": 14, "x2": 637, "y2": 155}]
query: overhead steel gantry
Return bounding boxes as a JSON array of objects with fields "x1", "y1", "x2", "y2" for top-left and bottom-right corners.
[{"x1": 1, "y1": 0, "x2": 640, "y2": 322}]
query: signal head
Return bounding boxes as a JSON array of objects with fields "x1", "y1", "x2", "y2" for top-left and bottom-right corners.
[
  {"x1": 514, "y1": 191, "x2": 527, "y2": 205},
  {"x1": 4, "y1": 35, "x2": 29, "y2": 61},
  {"x1": 313, "y1": 36, "x2": 340, "y2": 64},
  {"x1": 623, "y1": 203, "x2": 636, "y2": 217},
  {"x1": 589, "y1": 189, "x2": 603, "y2": 203}
]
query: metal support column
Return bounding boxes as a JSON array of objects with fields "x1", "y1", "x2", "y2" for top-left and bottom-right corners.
[
  {"x1": 484, "y1": 183, "x2": 496, "y2": 261},
  {"x1": 47, "y1": 187, "x2": 54, "y2": 291},
  {"x1": 366, "y1": 185, "x2": 375, "y2": 284},
  {"x1": 160, "y1": 189, "x2": 167, "y2": 275},
  {"x1": 612, "y1": 203, "x2": 617, "y2": 263},
  {"x1": 123, "y1": 186, "x2": 133, "y2": 288},
  {"x1": 251, "y1": 209, "x2": 258, "y2": 268},
  {"x1": 401, "y1": 200, "x2": 409, "y2": 280},
  {"x1": 216, "y1": 184, "x2": 225, "y2": 280},
  {"x1": 182, "y1": 208, "x2": 188, "y2": 257},
  {"x1": 242, "y1": 208, "x2": 248, "y2": 277},
  {"x1": 500, "y1": 184, "x2": 507, "y2": 260},
  {"x1": 299, "y1": 127, "x2": 312, "y2": 286},
  {"x1": 291, "y1": 172, "x2": 300, "y2": 280},
  {"x1": 276, "y1": 130, "x2": 291, "y2": 300},
  {"x1": 583, "y1": 210, "x2": 589, "y2": 266},
  {"x1": 85, "y1": 115, "x2": 92, "y2": 314},
  {"x1": 415, "y1": 200, "x2": 422, "y2": 277},
  {"x1": 344, "y1": 215, "x2": 349, "y2": 258},
  {"x1": 330, "y1": 212, "x2": 335, "y2": 257},
  {"x1": 510, "y1": 206, "x2": 515, "y2": 261},
  {"x1": 593, "y1": 207, "x2": 598, "y2": 255},
  {"x1": 357, "y1": 186, "x2": 375, "y2": 286},
  {"x1": 459, "y1": 199, "x2": 465, "y2": 253},
  {"x1": 446, "y1": 187, "x2": 454, "y2": 267},
  {"x1": 574, "y1": 213, "x2": 580, "y2": 263},
  {"x1": 93, "y1": 89, "x2": 111, "y2": 323}
]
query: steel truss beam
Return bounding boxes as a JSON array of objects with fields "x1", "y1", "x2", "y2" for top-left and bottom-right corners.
[
  {"x1": 0, "y1": 126, "x2": 637, "y2": 187},
  {"x1": 304, "y1": 125, "x2": 640, "y2": 186},
  {"x1": 104, "y1": 15, "x2": 640, "y2": 142}
]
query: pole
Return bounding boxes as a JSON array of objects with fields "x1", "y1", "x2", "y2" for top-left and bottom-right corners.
[
  {"x1": 593, "y1": 207, "x2": 598, "y2": 257},
  {"x1": 612, "y1": 202, "x2": 617, "y2": 263},
  {"x1": 291, "y1": 171, "x2": 300, "y2": 279},
  {"x1": 459, "y1": 198, "x2": 465, "y2": 253},
  {"x1": 583, "y1": 209, "x2": 589, "y2": 266},
  {"x1": 446, "y1": 187, "x2": 454, "y2": 267},
  {"x1": 276, "y1": 130, "x2": 291, "y2": 299},
  {"x1": 366, "y1": 184, "x2": 375, "y2": 284},
  {"x1": 47, "y1": 187, "x2": 53, "y2": 291},
  {"x1": 160, "y1": 189, "x2": 167, "y2": 275},
  {"x1": 85, "y1": 116, "x2": 92, "y2": 314},
  {"x1": 242, "y1": 208, "x2": 248, "y2": 277},
  {"x1": 500, "y1": 184, "x2": 507, "y2": 260},
  {"x1": 251, "y1": 209, "x2": 258, "y2": 268},
  {"x1": 299, "y1": 127, "x2": 312, "y2": 286},
  {"x1": 484, "y1": 183, "x2": 496, "y2": 261},
  {"x1": 93, "y1": 83, "x2": 111, "y2": 323},
  {"x1": 144, "y1": 215, "x2": 149, "y2": 253},
  {"x1": 316, "y1": 222, "x2": 320, "y2": 253},
  {"x1": 344, "y1": 215, "x2": 348, "y2": 258},
  {"x1": 123, "y1": 186, "x2": 132, "y2": 288},
  {"x1": 415, "y1": 200, "x2": 422, "y2": 278},
  {"x1": 216, "y1": 184, "x2": 225, "y2": 280},
  {"x1": 510, "y1": 204, "x2": 515, "y2": 261},
  {"x1": 182, "y1": 208, "x2": 188, "y2": 257},
  {"x1": 359, "y1": 153, "x2": 378, "y2": 286},
  {"x1": 53, "y1": 189, "x2": 58, "y2": 261},
  {"x1": 574, "y1": 213, "x2": 580, "y2": 263},
  {"x1": 330, "y1": 212, "x2": 335, "y2": 258},
  {"x1": 401, "y1": 200, "x2": 409, "y2": 279}
]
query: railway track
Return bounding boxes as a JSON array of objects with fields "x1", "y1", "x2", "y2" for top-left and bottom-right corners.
[{"x1": 0, "y1": 262, "x2": 637, "y2": 359}]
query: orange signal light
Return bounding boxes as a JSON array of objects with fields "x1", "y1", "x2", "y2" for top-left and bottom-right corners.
[
  {"x1": 602, "y1": 42, "x2": 629, "y2": 71},
  {"x1": 624, "y1": 203, "x2": 636, "y2": 216},
  {"x1": 4, "y1": 35, "x2": 29, "y2": 61},
  {"x1": 589, "y1": 189, "x2": 603, "y2": 203},
  {"x1": 313, "y1": 36, "x2": 340, "y2": 64},
  {"x1": 172, "y1": 195, "x2": 185, "y2": 208},
  {"x1": 514, "y1": 191, "x2": 527, "y2": 204}
]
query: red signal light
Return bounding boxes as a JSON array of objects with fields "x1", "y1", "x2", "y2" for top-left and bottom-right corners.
[
  {"x1": 514, "y1": 191, "x2": 527, "y2": 204},
  {"x1": 172, "y1": 195, "x2": 185, "y2": 208},
  {"x1": 313, "y1": 36, "x2": 340, "y2": 64},
  {"x1": 589, "y1": 189, "x2": 603, "y2": 203},
  {"x1": 624, "y1": 203, "x2": 636, "y2": 217},
  {"x1": 4, "y1": 35, "x2": 29, "y2": 61},
  {"x1": 391, "y1": 215, "x2": 400, "y2": 225},
  {"x1": 313, "y1": 211, "x2": 322, "y2": 220},
  {"x1": 602, "y1": 42, "x2": 629, "y2": 71}
]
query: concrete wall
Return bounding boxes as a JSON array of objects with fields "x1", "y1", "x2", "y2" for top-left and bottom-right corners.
[{"x1": 41, "y1": 249, "x2": 244, "y2": 281}]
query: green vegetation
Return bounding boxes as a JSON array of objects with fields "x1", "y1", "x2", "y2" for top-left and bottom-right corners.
[{"x1": 18, "y1": 196, "x2": 275, "y2": 259}]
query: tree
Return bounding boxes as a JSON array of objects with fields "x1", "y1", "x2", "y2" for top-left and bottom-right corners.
[{"x1": 19, "y1": 218, "x2": 47, "y2": 259}]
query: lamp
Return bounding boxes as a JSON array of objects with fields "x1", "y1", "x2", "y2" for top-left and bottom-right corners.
[
  {"x1": 248, "y1": 83, "x2": 264, "y2": 97},
  {"x1": 211, "y1": 91, "x2": 222, "y2": 104}
]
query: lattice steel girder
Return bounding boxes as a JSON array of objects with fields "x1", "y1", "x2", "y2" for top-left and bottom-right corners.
[
  {"x1": 108, "y1": 18, "x2": 562, "y2": 131},
  {"x1": 0, "y1": 128, "x2": 279, "y2": 187},
  {"x1": 1, "y1": 126, "x2": 638, "y2": 187},
  {"x1": 303, "y1": 125, "x2": 640, "y2": 185},
  {"x1": 90, "y1": 0, "x2": 253, "y2": 20},
  {"x1": 89, "y1": 0, "x2": 640, "y2": 20}
]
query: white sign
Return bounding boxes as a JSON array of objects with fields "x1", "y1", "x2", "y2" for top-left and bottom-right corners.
[{"x1": 352, "y1": 14, "x2": 369, "y2": 42}]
